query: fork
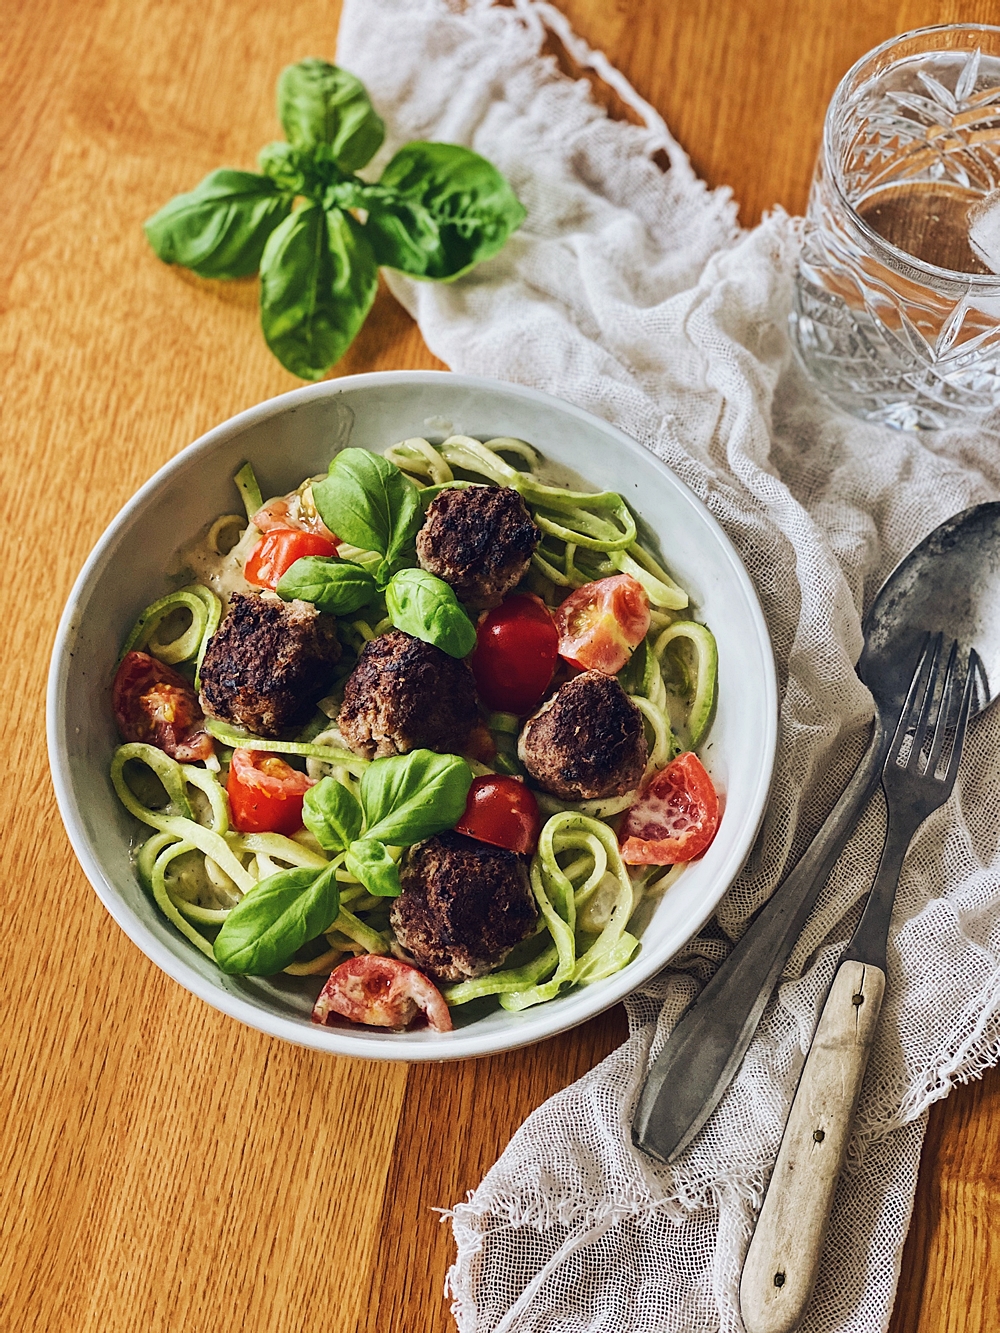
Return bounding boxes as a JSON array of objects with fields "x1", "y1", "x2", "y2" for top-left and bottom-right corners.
[{"x1": 739, "y1": 635, "x2": 978, "y2": 1333}]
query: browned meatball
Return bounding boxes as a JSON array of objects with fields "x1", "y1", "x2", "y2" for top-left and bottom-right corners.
[
  {"x1": 338, "y1": 629, "x2": 478, "y2": 760},
  {"x1": 518, "y1": 670, "x2": 647, "y2": 800},
  {"x1": 390, "y1": 831, "x2": 537, "y2": 982},
  {"x1": 415, "y1": 485, "x2": 540, "y2": 610},
  {"x1": 199, "y1": 592, "x2": 341, "y2": 738}
]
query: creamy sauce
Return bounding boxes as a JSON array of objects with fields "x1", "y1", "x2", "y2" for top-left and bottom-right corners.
[{"x1": 171, "y1": 519, "x2": 257, "y2": 606}]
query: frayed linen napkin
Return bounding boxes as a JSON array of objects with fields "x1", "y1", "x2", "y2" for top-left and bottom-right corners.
[{"x1": 338, "y1": 3, "x2": 1000, "y2": 1330}]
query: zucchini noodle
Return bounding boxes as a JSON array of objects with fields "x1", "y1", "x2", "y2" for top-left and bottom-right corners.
[
  {"x1": 203, "y1": 717, "x2": 367, "y2": 775},
  {"x1": 489, "y1": 813, "x2": 638, "y2": 1011},
  {"x1": 119, "y1": 585, "x2": 221, "y2": 687},
  {"x1": 653, "y1": 620, "x2": 719, "y2": 748},
  {"x1": 206, "y1": 514, "x2": 246, "y2": 556}
]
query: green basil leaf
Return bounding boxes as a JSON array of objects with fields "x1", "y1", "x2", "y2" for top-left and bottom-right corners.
[
  {"x1": 258, "y1": 142, "x2": 308, "y2": 195},
  {"x1": 361, "y1": 143, "x2": 526, "y2": 281},
  {"x1": 360, "y1": 749, "x2": 473, "y2": 846},
  {"x1": 276, "y1": 556, "x2": 378, "y2": 615},
  {"x1": 312, "y1": 448, "x2": 421, "y2": 569},
  {"x1": 259, "y1": 203, "x2": 377, "y2": 381},
  {"x1": 385, "y1": 568, "x2": 476, "y2": 658},
  {"x1": 144, "y1": 169, "x2": 292, "y2": 279},
  {"x1": 345, "y1": 838, "x2": 401, "y2": 898},
  {"x1": 213, "y1": 864, "x2": 340, "y2": 975},
  {"x1": 303, "y1": 777, "x2": 364, "y2": 852},
  {"x1": 277, "y1": 59, "x2": 384, "y2": 172}
]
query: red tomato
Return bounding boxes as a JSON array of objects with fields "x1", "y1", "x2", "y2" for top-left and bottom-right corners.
[
  {"x1": 619, "y1": 751, "x2": 720, "y2": 865},
  {"x1": 226, "y1": 748, "x2": 314, "y2": 835},
  {"x1": 554, "y1": 575, "x2": 650, "y2": 675},
  {"x1": 471, "y1": 593, "x2": 559, "y2": 715},
  {"x1": 455, "y1": 775, "x2": 542, "y2": 854},
  {"x1": 244, "y1": 529, "x2": 339, "y2": 591},
  {"x1": 113, "y1": 651, "x2": 214, "y2": 762},
  {"x1": 312, "y1": 956, "x2": 453, "y2": 1032}
]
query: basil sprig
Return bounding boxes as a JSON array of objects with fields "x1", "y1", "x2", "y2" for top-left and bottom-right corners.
[
  {"x1": 303, "y1": 749, "x2": 473, "y2": 899},
  {"x1": 144, "y1": 59, "x2": 525, "y2": 380},
  {"x1": 277, "y1": 448, "x2": 477, "y2": 657}
]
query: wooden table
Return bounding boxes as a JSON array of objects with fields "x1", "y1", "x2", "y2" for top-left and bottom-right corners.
[{"x1": 3, "y1": 0, "x2": 998, "y2": 1328}]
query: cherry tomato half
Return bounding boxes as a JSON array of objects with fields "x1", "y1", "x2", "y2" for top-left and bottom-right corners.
[
  {"x1": 554, "y1": 574, "x2": 650, "y2": 676},
  {"x1": 227, "y1": 748, "x2": 314, "y2": 835},
  {"x1": 619, "y1": 751, "x2": 720, "y2": 865},
  {"x1": 471, "y1": 593, "x2": 559, "y2": 715},
  {"x1": 113, "y1": 651, "x2": 213, "y2": 762},
  {"x1": 244, "y1": 529, "x2": 339, "y2": 591},
  {"x1": 312, "y1": 955, "x2": 453, "y2": 1032},
  {"x1": 455, "y1": 775, "x2": 542, "y2": 854}
]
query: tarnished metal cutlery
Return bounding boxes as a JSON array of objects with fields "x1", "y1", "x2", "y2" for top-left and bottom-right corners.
[{"x1": 632, "y1": 503, "x2": 1000, "y2": 1165}]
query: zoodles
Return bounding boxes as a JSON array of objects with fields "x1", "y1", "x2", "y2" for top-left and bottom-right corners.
[{"x1": 109, "y1": 431, "x2": 719, "y2": 1025}]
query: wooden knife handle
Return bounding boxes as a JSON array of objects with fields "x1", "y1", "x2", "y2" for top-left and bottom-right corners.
[{"x1": 739, "y1": 959, "x2": 886, "y2": 1333}]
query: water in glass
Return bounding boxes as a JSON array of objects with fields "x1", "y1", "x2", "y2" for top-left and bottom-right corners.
[{"x1": 792, "y1": 28, "x2": 1000, "y2": 430}]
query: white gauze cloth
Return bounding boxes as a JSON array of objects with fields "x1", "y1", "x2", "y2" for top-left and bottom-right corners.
[{"x1": 338, "y1": 3, "x2": 1000, "y2": 1330}]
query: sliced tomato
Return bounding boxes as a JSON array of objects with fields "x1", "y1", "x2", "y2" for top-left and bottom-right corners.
[
  {"x1": 244, "y1": 528, "x2": 339, "y2": 591},
  {"x1": 471, "y1": 593, "x2": 560, "y2": 715},
  {"x1": 455, "y1": 775, "x2": 541, "y2": 854},
  {"x1": 227, "y1": 748, "x2": 314, "y2": 835},
  {"x1": 619, "y1": 751, "x2": 720, "y2": 865},
  {"x1": 113, "y1": 651, "x2": 213, "y2": 761},
  {"x1": 252, "y1": 493, "x2": 337, "y2": 541},
  {"x1": 312, "y1": 956, "x2": 453, "y2": 1032},
  {"x1": 554, "y1": 574, "x2": 650, "y2": 675}
]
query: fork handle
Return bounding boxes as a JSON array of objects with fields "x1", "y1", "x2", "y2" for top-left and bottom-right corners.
[{"x1": 739, "y1": 960, "x2": 886, "y2": 1333}]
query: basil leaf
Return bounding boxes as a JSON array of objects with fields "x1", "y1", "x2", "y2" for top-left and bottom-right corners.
[
  {"x1": 385, "y1": 568, "x2": 476, "y2": 658},
  {"x1": 259, "y1": 203, "x2": 377, "y2": 381},
  {"x1": 361, "y1": 749, "x2": 473, "y2": 846},
  {"x1": 144, "y1": 169, "x2": 292, "y2": 279},
  {"x1": 361, "y1": 143, "x2": 526, "y2": 281},
  {"x1": 312, "y1": 448, "x2": 421, "y2": 571},
  {"x1": 213, "y1": 864, "x2": 340, "y2": 975},
  {"x1": 277, "y1": 59, "x2": 384, "y2": 172},
  {"x1": 345, "y1": 838, "x2": 401, "y2": 898},
  {"x1": 303, "y1": 778, "x2": 364, "y2": 853},
  {"x1": 276, "y1": 556, "x2": 378, "y2": 615}
]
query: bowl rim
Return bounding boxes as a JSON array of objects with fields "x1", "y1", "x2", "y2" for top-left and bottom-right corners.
[{"x1": 47, "y1": 370, "x2": 778, "y2": 1061}]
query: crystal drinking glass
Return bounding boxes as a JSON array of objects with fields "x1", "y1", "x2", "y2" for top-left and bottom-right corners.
[{"x1": 791, "y1": 25, "x2": 1000, "y2": 430}]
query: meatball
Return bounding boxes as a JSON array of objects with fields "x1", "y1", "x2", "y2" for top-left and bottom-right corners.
[
  {"x1": 390, "y1": 831, "x2": 537, "y2": 982},
  {"x1": 518, "y1": 670, "x2": 647, "y2": 801},
  {"x1": 198, "y1": 591, "x2": 340, "y2": 737},
  {"x1": 338, "y1": 629, "x2": 478, "y2": 760},
  {"x1": 415, "y1": 485, "x2": 540, "y2": 610}
]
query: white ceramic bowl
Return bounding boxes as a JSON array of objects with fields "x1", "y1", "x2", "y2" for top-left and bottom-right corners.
[{"x1": 47, "y1": 372, "x2": 777, "y2": 1061}]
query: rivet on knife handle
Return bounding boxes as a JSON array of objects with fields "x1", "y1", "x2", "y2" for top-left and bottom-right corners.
[{"x1": 739, "y1": 960, "x2": 885, "y2": 1333}]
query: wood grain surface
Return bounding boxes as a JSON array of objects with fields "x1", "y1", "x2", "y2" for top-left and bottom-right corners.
[{"x1": 2, "y1": 1, "x2": 998, "y2": 1330}]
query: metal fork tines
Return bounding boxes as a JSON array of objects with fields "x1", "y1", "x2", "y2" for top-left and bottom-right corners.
[
  {"x1": 842, "y1": 633, "x2": 979, "y2": 974},
  {"x1": 739, "y1": 635, "x2": 979, "y2": 1333}
]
